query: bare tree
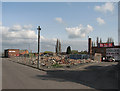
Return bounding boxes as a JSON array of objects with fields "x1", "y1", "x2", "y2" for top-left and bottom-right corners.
[
  {"x1": 92, "y1": 41, "x2": 93, "y2": 47},
  {"x1": 110, "y1": 37, "x2": 114, "y2": 43},
  {"x1": 96, "y1": 37, "x2": 99, "y2": 47},
  {"x1": 100, "y1": 38, "x2": 102, "y2": 43},
  {"x1": 107, "y1": 37, "x2": 114, "y2": 43},
  {"x1": 107, "y1": 38, "x2": 110, "y2": 43},
  {"x1": 94, "y1": 42, "x2": 95, "y2": 47}
]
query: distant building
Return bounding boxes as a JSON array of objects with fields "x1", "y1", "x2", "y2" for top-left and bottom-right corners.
[
  {"x1": 69, "y1": 54, "x2": 89, "y2": 60},
  {"x1": 106, "y1": 48, "x2": 120, "y2": 60},
  {"x1": 4, "y1": 49, "x2": 19, "y2": 57},
  {"x1": 19, "y1": 50, "x2": 29, "y2": 55},
  {"x1": 4, "y1": 49, "x2": 29, "y2": 57},
  {"x1": 88, "y1": 37, "x2": 120, "y2": 61}
]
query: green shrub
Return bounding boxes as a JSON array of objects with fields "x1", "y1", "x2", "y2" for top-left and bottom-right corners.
[{"x1": 52, "y1": 63, "x2": 63, "y2": 68}]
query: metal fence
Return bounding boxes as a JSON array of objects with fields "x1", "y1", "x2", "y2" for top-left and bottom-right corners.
[
  {"x1": 7, "y1": 54, "x2": 95, "y2": 69},
  {"x1": 9, "y1": 55, "x2": 39, "y2": 68}
]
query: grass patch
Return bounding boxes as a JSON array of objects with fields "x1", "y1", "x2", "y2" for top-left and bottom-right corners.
[{"x1": 52, "y1": 63, "x2": 63, "y2": 68}]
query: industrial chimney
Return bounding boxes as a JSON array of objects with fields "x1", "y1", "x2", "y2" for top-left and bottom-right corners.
[{"x1": 88, "y1": 38, "x2": 92, "y2": 57}]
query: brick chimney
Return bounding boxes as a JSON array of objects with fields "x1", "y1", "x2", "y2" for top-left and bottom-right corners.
[{"x1": 88, "y1": 38, "x2": 92, "y2": 56}]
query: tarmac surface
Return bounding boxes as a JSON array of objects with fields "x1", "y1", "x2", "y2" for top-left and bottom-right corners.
[{"x1": 2, "y1": 58, "x2": 119, "y2": 90}]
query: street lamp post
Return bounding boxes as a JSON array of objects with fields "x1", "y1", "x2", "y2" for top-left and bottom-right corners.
[{"x1": 37, "y1": 26, "x2": 41, "y2": 69}]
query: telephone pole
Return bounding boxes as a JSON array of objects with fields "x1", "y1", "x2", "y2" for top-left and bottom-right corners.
[{"x1": 37, "y1": 26, "x2": 41, "y2": 69}]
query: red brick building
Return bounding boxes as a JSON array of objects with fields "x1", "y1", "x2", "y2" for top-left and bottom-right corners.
[
  {"x1": 4, "y1": 49, "x2": 20, "y2": 57},
  {"x1": 88, "y1": 38, "x2": 120, "y2": 61}
]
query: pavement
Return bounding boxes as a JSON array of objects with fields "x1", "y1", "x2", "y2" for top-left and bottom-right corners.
[{"x1": 2, "y1": 58, "x2": 119, "y2": 90}]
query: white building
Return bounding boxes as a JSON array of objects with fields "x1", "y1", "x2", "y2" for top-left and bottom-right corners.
[{"x1": 106, "y1": 48, "x2": 120, "y2": 61}]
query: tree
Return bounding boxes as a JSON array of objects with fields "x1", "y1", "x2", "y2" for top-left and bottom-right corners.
[
  {"x1": 55, "y1": 39, "x2": 61, "y2": 54},
  {"x1": 96, "y1": 37, "x2": 99, "y2": 47},
  {"x1": 109, "y1": 37, "x2": 114, "y2": 43},
  {"x1": 55, "y1": 39, "x2": 59, "y2": 54},
  {"x1": 107, "y1": 37, "x2": 114, "y2": 43},
  {"x1": 71, "y1": 50, "x2": 78, "y2": 54},
  {"x1": 92, "y1": 42, "x2": 93, "y2": 47},
  {"x1": 107, "y1": 37, "x2": 110, "y2": 43},
  {"x1": 59, "y1": 41, "x2": 61, "y2": 53},
  {"x1": 79, "y1": 50, "x2": 88, "y2": 54},
  {"x1": 100, "y1": 38, "x2": 102, "y2": 43},
  {"x1": 94, "y1": 42, "x2": 95, "y2": 47},
  {"x1": 44, "y1": 51, "x2": 53, "y2": 54},
  {"x1": 66, "y1": 46, "x2": 71, "y2": 54}
]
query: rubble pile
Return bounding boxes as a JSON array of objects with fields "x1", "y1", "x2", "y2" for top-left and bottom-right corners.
[
  {"x1": 32, "y1": 55, "x2": 94, "y2": 68},
  {"x1": 11, "y1": 54, "x2": 94, "y2": 69}
]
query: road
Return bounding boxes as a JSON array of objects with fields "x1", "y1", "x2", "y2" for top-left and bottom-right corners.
[{"x1": 2, "y1": 58, "x2": 119, "y2": 89}]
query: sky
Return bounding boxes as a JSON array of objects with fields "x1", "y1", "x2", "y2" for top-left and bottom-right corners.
[{"x1": 1, "y1": 2, "x2": 118, "y2": 52}]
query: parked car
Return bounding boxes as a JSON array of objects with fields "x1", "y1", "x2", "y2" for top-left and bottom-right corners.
[
  {"x1": 106, "y1": 56, "x2": 115, "y2": 62},
  {"x1": 102, "y1": 56, "x2": 115, "y2": 62}
]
